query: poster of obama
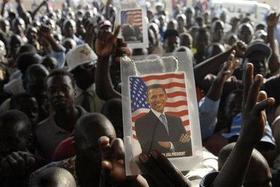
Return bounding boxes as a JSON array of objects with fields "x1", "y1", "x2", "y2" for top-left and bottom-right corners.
[{"x1": 129, "y1": 72, "x2": 192, "y2": 158}]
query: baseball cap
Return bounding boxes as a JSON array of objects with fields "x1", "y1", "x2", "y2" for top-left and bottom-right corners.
[
  {"x1": 246, "y1": 40, "x2": 272, "y2": 59},
  {"x1": 66, "y1": 44, "x2": 97, "y2": 72}
]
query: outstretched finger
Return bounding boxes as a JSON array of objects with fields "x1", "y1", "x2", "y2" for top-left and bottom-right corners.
[
  {"x1": 110, "y1": 138, "x2": 125, "y2": 160},
  {"x1": 246, "y1": 74, "x2": 263, "y2": 111},
  {"x1": 242, "y1": 63, "x2": 254, "y2": 110},
  {"x1": 99, "y1": 136, "x2": 111, "y2": 158},
  {"x1": 253, "y1": 97, "x2": 275, "y2": 115},
  {"x1": 257, "y1": 91, "x2": 267, "y2": 103}
]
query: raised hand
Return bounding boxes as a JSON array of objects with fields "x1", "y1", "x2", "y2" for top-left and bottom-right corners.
[
  {"x1": 0, "y1": 151, "x2": 36, "y2": 178},
  {"x1": 95, "y1": 26, "x2": 121, "y2": 57},
  {"x1": 138, "y1": 150, "x2": 190, "y2": 187},
  {"x1": 240, "y1": 63, "x2": 275, "y2": 146},
  {"x1": 99, "y1": 136, "x2": 146, "y2": 187},
  {"x1": 266, "y1": 12, "x2": 280, "y2": 28},
  {"x1": 232, "y1": 41, "x2": 247, "y2": 57},
  {"x1": 217, "y1": 50, "x2": 240, "y2": 83}
]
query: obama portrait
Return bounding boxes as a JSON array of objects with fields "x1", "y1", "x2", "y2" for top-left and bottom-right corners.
[{"x1": 135, "y1": 84, "x2": 192, "y2": 155}]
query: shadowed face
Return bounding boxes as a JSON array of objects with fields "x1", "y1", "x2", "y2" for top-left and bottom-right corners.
[
  {"x1": 47, "y1": 75, "x2": 75, "y2": 111},
  {"x1": 147, "y1": 88, "x2": 167, "y2": 113}
]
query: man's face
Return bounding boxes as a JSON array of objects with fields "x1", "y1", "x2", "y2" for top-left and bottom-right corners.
[
  {"x1": 0, "y1": 121, "x2": 29, "y2": 158},
  {"x1": 147, "y1": 88, "x2": 167, "y2": 113},
  {"x1": 64, "y1": 21, "x2": 76, "y2": 38},
  {"x1": 13, "y1": 18, "x2": 25, "y2": 35},
  {"x1": 213, "y1": 22, "x2": 224, "y2": 42},
  {"x1": 239, "y1": 25, "x2": 253, "y2": 44},
  {"x1": 164, "y1": 36, "x2": 179, "y2": 53},
  {"x1": 26, "y1": 27, "x2": 38, "y2": 42},
  {"x1": 47, "y1": 75, "x2": 75, "y2": 111},
  {"x1": 0, "y1": 20, "x2": 10, "y2": 33},
  {"x1": 72, "y1": 63, "x2": 95, "y2": 90},
  {"x1": 17, "y1": 97, "x2": 39, "y2": 125}
]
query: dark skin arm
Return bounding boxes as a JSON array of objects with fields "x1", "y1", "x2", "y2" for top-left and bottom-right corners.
[
  {"x1": 31, "y1": 0, "x2": 49, "y2": 19},
  {"x1": 0, "y1": 151, "x2": 36, "y2": 186},
  {"x1": 138, "y1": 150, "x2": 191, "y2": 187},
  {"x1": 99, "y1": 136, "x2": 148, "y2": 187},
  {"x1": 194, "y1": 41, "x2": 246, "y2": 90},
  {"x1": 137, "y1": 64, "x2": 274, "y2": 187},
  {"x1": 212, "y1": 63, "x2": 275, "y2": 187},
  {"x1": 95, "y1": 26, "x2": 129, "y2": 100},
  {"x1": 104, "y1": 0, "x2": 112, "y2": 20},
  {"x1": 206, "y1": 50, "x2": 240, "y2": 101},
  {"x1": 15, "y1": 0, "x2": 26, "y2": 19},
  {"x1": 1, "y1": 0, "x2": 8, "y2": 17},
  {"x1": 266, "y1": 12, "x2": 280, "y2": 76}
]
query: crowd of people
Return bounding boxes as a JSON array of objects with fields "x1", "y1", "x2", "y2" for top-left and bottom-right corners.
[{"x1": 0, "y1": 0, "x2": 280, "y2": 186}]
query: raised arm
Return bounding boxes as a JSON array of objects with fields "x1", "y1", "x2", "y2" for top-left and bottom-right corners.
[
  {"x1": 15, "y1": 0, "x2": 26, "y2": 18},
  {"x1": 266, "y1": 12, "x2": 280, "y2": 76},
  {"x1": 212, "y1": 63, "x2": 275, "y2": 187},
  {"x1": 194, "y1": 41, "x2": 246, "y2": 89},
  {"x1": 199, "y1": 50, "x2": 240, "y2": 140},
  {"x1": 31, "y1": 0, "x2": 49, "y2": 19},
  {"x1": 95, "y1": 26, "x2": 124, "y2": 100},
  {"x1": 1, "y1": 0, "x2": 8, "y2": 17},
  {"x1": 99, "y1": 136, "x2": 148, "y2": 187}
]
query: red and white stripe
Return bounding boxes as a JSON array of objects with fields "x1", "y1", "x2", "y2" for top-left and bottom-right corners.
[
  {"x1": 126, "y1": 9, "x2": 143, "y2": 30},
  {"x1": 132, "y1": 73, "x2": 190, "y2": 140}
]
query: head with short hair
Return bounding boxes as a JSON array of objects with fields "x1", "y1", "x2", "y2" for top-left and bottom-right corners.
[
  {"x1": 238, "y1": 23, "x2": 254, "y2": 44},
  {"x1": 195, "y1": 27, "x2": 210, "y2": 51},
  {"x1": 63, "y1": 19, "x2": 76, "y2": 38},
  {"x1": 73, "y1": 113, "x2": 116, "y2": 186},
  {"x1": 24, "y1": 64, "x2": 49, "y2": 98},
  {"x1": 16, "y1": 52, "x2": 41, "y2": 75},
  {"x1": 163, "y1": 29, "x2": 180, "y2": 52},
  {"x1": 45, "y1": 69, "x2": 76, "y2": 112},
  {"x1": 219, "y1": 143, "x2": 272, "y2": 187},
  {"x1": 41, "y1": 56, "x2": 58, "y2": 71},
  {"x1": 10, "y1": 93, "x2": 39, "y2": 125},
  {"x1": 180, "y1": 32, "x2": 193, "y2": 49},
  {"x1": 0, "y1": 110, "x2": 32, "y2": 158},
  {"x1": 30, "y1": 167, "x2": 76, "y2": 187},
  {"x1": 16, "y1": 44, "x2": 37, "y2": 57},
  {"x1": 211, "y1": 20, "x2": 224, "y2": 42}
]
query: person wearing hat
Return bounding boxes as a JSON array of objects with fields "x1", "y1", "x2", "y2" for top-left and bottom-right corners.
[
  {"x1": 66, "y1": 44, "x2": 104, "y2": 113},
  {"x1": 244, "y1": 40, "x2": 272, "y2": 77}
]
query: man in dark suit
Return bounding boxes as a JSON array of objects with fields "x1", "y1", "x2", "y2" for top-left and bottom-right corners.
[{"x1": 135, "y1": 84, "x2": 192, "y2": 155}]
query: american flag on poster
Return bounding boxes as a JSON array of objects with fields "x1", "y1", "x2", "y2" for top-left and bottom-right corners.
[
  {"x1": 121, "y1": 9, "x2": 143, "y2": 30},
  {"x1": 130, "y1": 72, "x2": 190, "y2": 140}
]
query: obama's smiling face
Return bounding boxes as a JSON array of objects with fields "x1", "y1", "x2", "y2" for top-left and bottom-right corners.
[{"x1": 147, "y1": 87, "x2": 167, "y2": 113}]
